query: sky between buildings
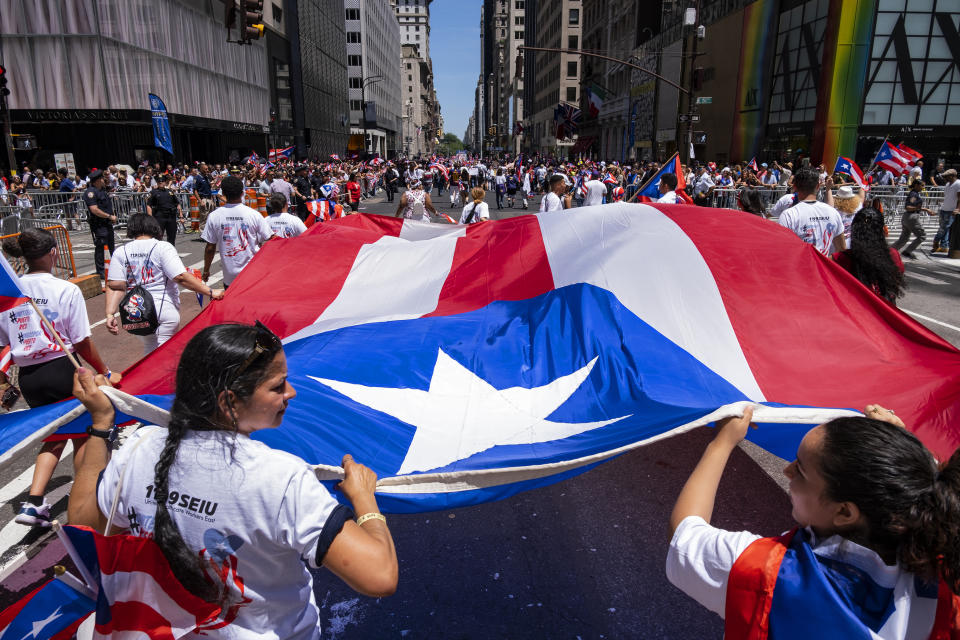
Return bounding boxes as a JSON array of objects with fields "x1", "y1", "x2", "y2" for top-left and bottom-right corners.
[{"x1": 430, "y1": 0, "x2": 482, "y2": 142}]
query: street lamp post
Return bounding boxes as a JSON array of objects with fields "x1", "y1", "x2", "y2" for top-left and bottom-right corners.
[{"x1": 361, "y1": 75, "x2": 384, "y2": 157}]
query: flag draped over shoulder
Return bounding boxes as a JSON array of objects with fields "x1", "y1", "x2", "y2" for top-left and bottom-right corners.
[{"x1": 1, "y1": 207, "x2": 959, "y2": 512}]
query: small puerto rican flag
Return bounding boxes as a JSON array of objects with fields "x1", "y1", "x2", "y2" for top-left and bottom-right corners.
[
  {"x1": 0, "y1": 255, "x2": 31, "y2": 312},
  {"x1": 834, "y1": 156, "x2": 867, "y2": 189}
]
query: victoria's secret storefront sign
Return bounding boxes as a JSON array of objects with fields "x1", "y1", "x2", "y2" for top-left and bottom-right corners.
[{"x1": 16, "y1": 109, "x2": 144, "y2": 122}]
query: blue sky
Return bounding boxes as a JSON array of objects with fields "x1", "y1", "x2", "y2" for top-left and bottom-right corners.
[{"x1": 431, "y1": 1, "x2": 481, "y2": 141}]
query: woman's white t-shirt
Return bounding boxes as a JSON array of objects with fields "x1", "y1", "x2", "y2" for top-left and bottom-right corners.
[
  {"x1": 266, "y1": 212, "x2": 308, "y2": 239},
  {"x1": 459, "y1": 201, "x2": 490, "y2": 224},
  {"x1": 0, "y1": 273, "x2": 90, "y2": 366},
  {"x1": 98, "y1": 426, "x2": 351, "y2": 640},
  {"x1": 108, "y1": 239, "x2": 186, "y2": 310}
]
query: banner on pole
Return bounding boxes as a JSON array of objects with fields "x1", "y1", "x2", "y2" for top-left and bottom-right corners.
[{"x1": 149, "y1": 93, "x2": 174, "y2": 155}]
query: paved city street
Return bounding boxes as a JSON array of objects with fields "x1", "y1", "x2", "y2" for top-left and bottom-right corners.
[{"x1": 0, "y1": 192, "x2": 957, "y2": 638}]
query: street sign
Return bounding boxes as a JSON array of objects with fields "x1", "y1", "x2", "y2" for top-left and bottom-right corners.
[
  {"x1": 679, "y1": 115, "x2": 689, "y2": 122},
  {"x1": 695, "y1": 96, "x2": 713, "y2": 104}
]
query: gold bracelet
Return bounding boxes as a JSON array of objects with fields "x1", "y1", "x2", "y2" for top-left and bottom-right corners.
[{"x1": 356, "y1": 512, "x2": 386, "y2": 527}]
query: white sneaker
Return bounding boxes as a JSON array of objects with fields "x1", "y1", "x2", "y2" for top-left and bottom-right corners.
[{"x1": 15, "y1": 501, "x2": 52, "y2": 527}]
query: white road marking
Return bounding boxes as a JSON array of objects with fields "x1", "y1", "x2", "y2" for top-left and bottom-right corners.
[
  {"x1": 903, "y1": 309, "x2": 960, "y2": 333},
  {"x1": 0, "y1": 480, "x2": 73, "y2": 555},
  {"x1": 905, "y1": 272, "x2": 951, "y2": 285},
  {"x1": 0, "y1": 442, "x2": 72, "y2": 506}
]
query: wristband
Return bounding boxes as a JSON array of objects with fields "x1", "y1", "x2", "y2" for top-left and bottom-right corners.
[
  {"x1": 86, "y1": 424, "x2": 118, "y2": 442},
  {"x1": 356, "y1": 512, "x2": 386, "y2": 527}
]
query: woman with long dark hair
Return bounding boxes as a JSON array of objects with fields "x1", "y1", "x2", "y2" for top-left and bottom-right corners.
[
  {"x1": 832, "y1": 206, "x2": 905, "y2": 306},
  {"x1": 69, "y1": 322, "x2": 397, "y2": 637},
  {"x1": 668, "y1": 405, "x2": 960, "y2": 637},
  {"x1": 0, "y1": 228, "x2": 119, "y2": 527}
]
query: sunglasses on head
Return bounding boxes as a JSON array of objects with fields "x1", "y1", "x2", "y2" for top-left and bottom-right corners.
[{"x1": 236, "y1": 320, "x2": 282, "y2": 377}]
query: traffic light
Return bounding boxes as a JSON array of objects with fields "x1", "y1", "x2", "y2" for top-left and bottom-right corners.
[
  {"x1": 239, "y1": 0, "x2": 264, "y2": 42},
  {"x1": 0, "y1": 64, "x2": 9, "y2": 98}
]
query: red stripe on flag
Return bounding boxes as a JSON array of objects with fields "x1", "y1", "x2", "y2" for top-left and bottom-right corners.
[
  {"x1": 96, "y1": 601, "x2": 177, "y2": 640},
  {"x1": 657, "y1": 205, "x2": 960, "y2": 460},
  {"x1": 120, "y1": 216, "x2": 400, "y2": 395},
  {"x1": 426, "y1": 215, "x2": 555, "y2": 318}
]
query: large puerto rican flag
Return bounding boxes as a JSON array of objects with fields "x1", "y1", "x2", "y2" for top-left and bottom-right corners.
[
  {"x1": 1, "y1": 206, "x2": 959, "y2": 512},
  {"x1": 873, "y1": 140, "x2": 909, "y2": 174}
]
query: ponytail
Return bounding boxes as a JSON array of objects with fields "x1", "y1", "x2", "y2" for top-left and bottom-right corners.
[
  {"x1": 2, "y1": 228, "x2": 55, "y2": 261},
  {"x1": 152, "y1": 324, "x2": 283, "y2": 606},
  {"x1": 819, "y1": 418, "x2": 960, "y2": 592}
]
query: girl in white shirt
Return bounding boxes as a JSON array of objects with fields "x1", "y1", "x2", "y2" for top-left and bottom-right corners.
[
  {"x1": 0, "y1": 229, "x2": 119, "y2": 528},
  {"x1": 69, "y1": 323, "x2": 398, "y2": 639},
  {"x1": 459, "y1": 187, "x2": 490, "y2": 224},
  {"x1": 106, "y1": 214, "x2": 222, "y2": 355},
  {"x1": 668, "y1": 405, "x2": 960, "y2": 638}
]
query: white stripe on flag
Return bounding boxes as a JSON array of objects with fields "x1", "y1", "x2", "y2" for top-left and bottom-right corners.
[
  {"x1": 536, "y1": 204, "x2": 766, "y2": 401},
  {"x1": 97, "y1": 570, "x2": 201, "y2": 639},
  {"x1": 284, "y1": 233, "x2": 459, "y2": 343}
]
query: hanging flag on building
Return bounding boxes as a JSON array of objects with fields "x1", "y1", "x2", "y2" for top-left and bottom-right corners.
[
  {"x1": 554, "y1": 103, "x2": 582, "y2": 140},
  {"x1": 585, "y1": 86, "x2": 605, "y2": 118},
  {"x1": 148, "y1": 94, "x2": 174, "y2": 155}
]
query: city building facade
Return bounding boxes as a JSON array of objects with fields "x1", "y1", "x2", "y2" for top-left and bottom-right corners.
[
  {"x1": 395, "y1": 0, "x2": 441, "y2": 158},
  {"x1": 1, "y1": 0, "x2": 270, "y2": 172},
  {"x1": 345, "y1": 0, "x2": 402, "y2": 157},
  {"x1": 525, "y1": 0, "x2": 582, "y2": 157}
]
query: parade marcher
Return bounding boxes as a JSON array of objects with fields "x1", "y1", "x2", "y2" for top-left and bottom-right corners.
[
  {"x1": 833, "y1": 185, "x2": 863, "y2": 249},
  {"x1": 932, "y1": 169, "x2": 959, "y2": 254},
  {"x1": 582, "y1": 172, "x2": 607, "y2": 207},
  {"x1": 202, "y1": 176, "x2": 274, "y2": 290},
  {"x1": 0, "y1": 229, "x2": 120, "y2": 527},
  {"x1": 345, "y1": 173, "x2": 362, "y2": 213},
  {"x1": 265, "y1": 192, "x2": 307, "y2": 238},
  {"x1": 832, "y1": 206, "x2": 904, "y2": 306},
  {"x1": 737, "y1": 188, "x2": 767, "y2": 217},
  {"x1": 540, "y1": 174, "x2": 571, "y2": 213},
  {"x1": 194, "y1": 164, "x2": 214, "y2": 232},
  {"x1": 521, "y1": 168, "x2": 532, "y2": 209},
  {"x1": 459, "y1": 187, "x2": 490, "y2": 224},
  {"x1": 384, "y1": 163, "x2": 399, "y2": 203},
  {"x1": 777, "y1": 169, "x2": 846, "y2": 256},
  {"x1": 82, "y1": 169, "x2": 117, "y2": 280},
  {"x1": 656, "y1": 173, "x2": 681, "y2": 204},
  {"x1": 395, "y1": 179, "x2": 437, "y2": 221},
  {"x1": 493, "y1": 169, "x2": 506, "y2": 209},
  {"x1": 291, "y1": 165, "x2": 313, "y2": 222},
  {"x1": 667, "y1": 404, "x2": 960, "y2": 638},
  {"x1": 893, "y1": 179, "x2": 933, "y2": 259},
  {"x1": 68, "y1": 323, "x2": 398, "y2": 638},
  {"x1": 106, "y1": 214, "x2": 222, "y2": 355},
  {"x1": 305, "y1": 184, "x2": 345, "y2": 227},
  {"x1": 146, "y1": 174, "x2": 184, "y2": 244}
]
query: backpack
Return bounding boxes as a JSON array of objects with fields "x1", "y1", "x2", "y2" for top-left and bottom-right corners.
[{"x1": 118, "y1": 244, "x2": 165, "y2": 336}]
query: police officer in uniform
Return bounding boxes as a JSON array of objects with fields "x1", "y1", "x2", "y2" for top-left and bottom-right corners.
[
  {"x1": 291, "y1": 165, "x2": 313, "y2": 221},
  {"x1": 146, "y1": 174, "x2": 184, "y2": 244},
  {"x1": 82, "y1": 169, "x2": 116, "y2": 279}
]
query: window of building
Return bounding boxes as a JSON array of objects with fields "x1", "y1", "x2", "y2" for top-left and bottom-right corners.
[
  {"x1": 569, "y1": 8, "x2": 579, "y2": 24},
  {"x1": 348, "y1": 54, "x2": 362, "y2": 66},
  {"x1": 272, "y1": 4, "x2": 282, "y2": 23},
  {"x1": 406, "y1": 63, "x2": 412, "y2": 69},
  {"x1": 514, "y1": 16, "x2": 524, "y2": 25},
  {"x1": 515, "y1": 0, "x2": 524, "y2": 8},
  {"x1": 409, "y1": 86, "x2": 413, "y2": 92},
  {"x1": 345, "y1": 8, "x2": 360, "y2": 20},
  {"x1": 566, "y1": 86, "x2": 577, "y2": 101},
  {"x1": 349, "y1": 77, "x2": 362, "y2": 89},
  {"x1": 568, "y1": 35, "x2": 578, "y2": 49},
  {"x1": 567, "y1": 61, "x2": 577, "y2": 77},
  {"x1": 347, "y1": 31, "x2": 361, "y2": 43},
  {"x1": 350, "y1": 100, "x2": 362, "y2": 111},
  {"x1": 415, "y1": 25, "x2": 420, "y2": 31},
  {"x1": 408, "y1": 74, "x2": 413, "y2": 81},
  {"x1": 515, "y1": 30, "x2": 523, "y2": 40}
]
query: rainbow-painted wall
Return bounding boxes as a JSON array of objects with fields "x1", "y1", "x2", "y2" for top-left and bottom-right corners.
[
  {"x1": 731, "y1": 0, "x2": 777, "y2": 161},
  {"x1": 814, "y1": 0, "x2": 878, "y2": 164}
]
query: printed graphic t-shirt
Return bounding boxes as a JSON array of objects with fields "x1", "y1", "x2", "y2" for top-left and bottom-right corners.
[
  {"x1": 266, "y1": 212, "x2": 308, "y2": 238},
  {"x1": 0, "y1": 273, "x2": 90, "y2": 366},
  {"x1": 201, "y1": 204, "x2": 273, "y2": 285},
  {"x1": 778, "y1": 200, "x2": 845, "y2": 255},
  {"x1": 108, "y1": 238, "x2": 186, "y2": 310},
  {"x1": 98, "y1": 426, "x2": 352, "y2": 640}
]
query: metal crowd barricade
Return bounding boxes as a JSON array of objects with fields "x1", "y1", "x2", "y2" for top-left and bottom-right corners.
[
  {"x1": 0, "y1": 205, "x2": 23, "y2": 219},
  {"x1": 109, "y1": 192, "x2": 149, "y2": 226},
  {"x1": 35, "y1": 199, "x2": 89, "y2": 231},
  {"x1": 1, "y1": 223, "x2": 77, "y2": 279},
  {"x1": 710, "y1": 188, "x2": 739, "y2": 210}
]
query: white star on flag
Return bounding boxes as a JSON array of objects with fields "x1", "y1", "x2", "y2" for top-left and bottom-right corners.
[{"x1": 309, "y1": 349, "x2": 632, "y2": 474}]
